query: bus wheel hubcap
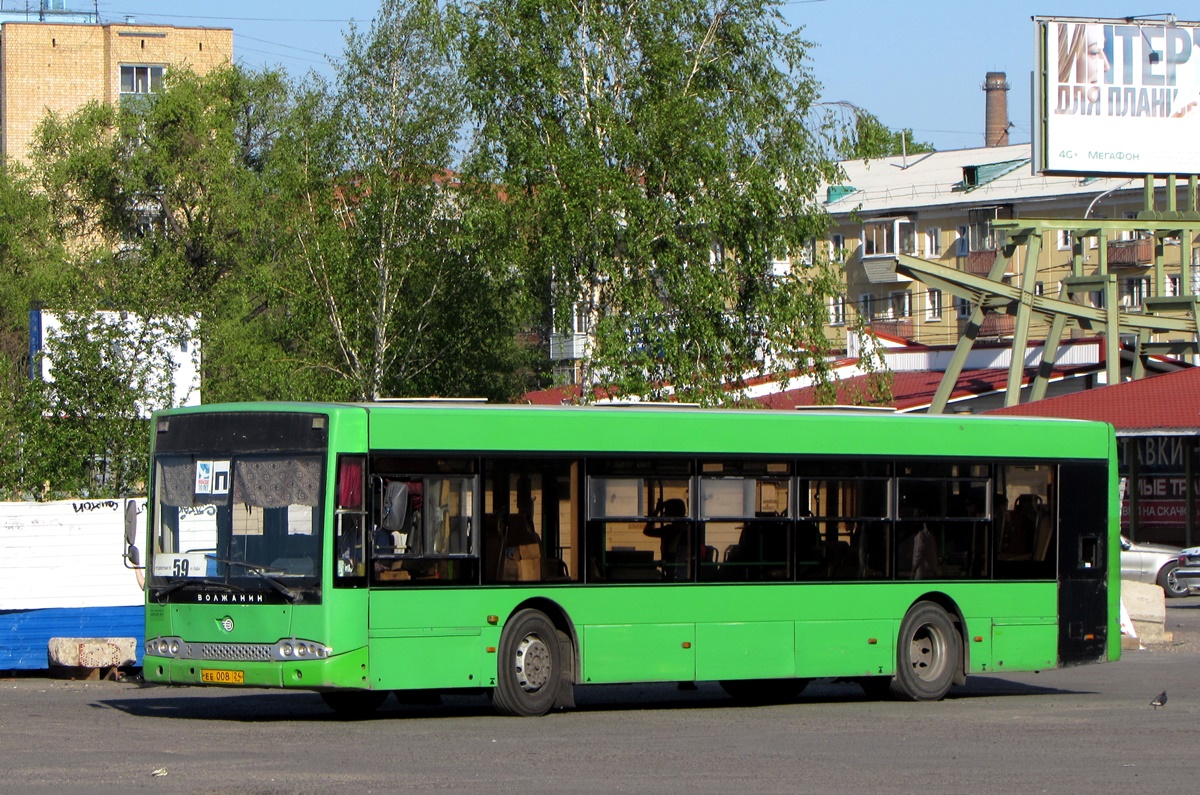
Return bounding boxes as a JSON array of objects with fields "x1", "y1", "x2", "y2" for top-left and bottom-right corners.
[
  {"x1": 909, "y1": 625, "x2": 945, "y2": 681},
  {"x1": 514, "y1": 634, "x2": 551, "y2": 692}
]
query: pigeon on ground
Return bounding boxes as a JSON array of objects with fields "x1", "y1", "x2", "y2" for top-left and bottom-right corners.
[{"x1": 1150, "y1": 691, "x2": 1167, "y2": 709}]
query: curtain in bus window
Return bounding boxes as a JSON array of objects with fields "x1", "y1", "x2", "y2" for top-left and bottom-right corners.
[
  {"x1": 233, "y1": 457, "x2": 321, "y2": 507},
  {"x1": 159, "y1": 457, "x2": 197, "y2": 508},
  {"x1": 338, "y1": 458, "x2": 363, "y2": 509}
]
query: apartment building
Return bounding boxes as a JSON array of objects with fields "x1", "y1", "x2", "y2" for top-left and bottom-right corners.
[{"x1": 0, "y1": 18, "x2": 232, "y2": 163}]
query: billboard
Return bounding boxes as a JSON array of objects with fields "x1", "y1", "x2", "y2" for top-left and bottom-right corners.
[{"x1": 1034, "y1": 16, "x2": 1200, "y2": 176}]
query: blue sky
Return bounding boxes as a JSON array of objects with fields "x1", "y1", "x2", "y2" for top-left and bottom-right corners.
[{"x1": 94, "y1": 0, "x2": 1189, "y2": 152}]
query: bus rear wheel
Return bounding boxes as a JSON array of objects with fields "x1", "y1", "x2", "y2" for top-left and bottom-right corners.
[
  {"x1": 320, "y1": 689, "x2": 388, "y2": 717},
  {"x1": 492, "y1": 609, "x2": 562, "y2": 717},
  {"x1": 720, "y1": 678, "x2": 810, "y2": 704},
  {"x1": 890, "y1": 601, "x2": 960, "y2": 701}
]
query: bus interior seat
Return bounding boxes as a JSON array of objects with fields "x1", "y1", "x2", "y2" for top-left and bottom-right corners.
[
  {"x1": 1001, "y1": 494, "x2": 1043, "y2": 561},
  {"x1": 795, "y1": 523, "x2": 824, "y2": 579},
  {"x1": 721, "y1": 522, "x2": 788, "y2": 581},
  {"x1": 485, "y1": 514, "x2": 543, "y2": 582},
  {"x1": 1033, "y1": 508, "x2": 1053, "y2": 562}
]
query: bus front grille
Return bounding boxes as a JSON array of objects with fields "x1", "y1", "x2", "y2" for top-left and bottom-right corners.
[{"x1": 199, "y1": 643, "x2": 274, "y2": 662}]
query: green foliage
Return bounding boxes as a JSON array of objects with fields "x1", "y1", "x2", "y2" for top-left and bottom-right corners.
[
  {"x1": 269, "y1": 0, "x2": 536, "y2": 401},
  {"x1": 0, "y1": 0, "x2": 880, "y2": 495},
  {"x1": 15, "y1": 313, "x2": 189, "y2": 497},
  {"x1": 461, "y1": 0, "x2": 844, "y2": 404},
  {"x1": 837, "y1": 110, "x2": 935, "y2": 161}
]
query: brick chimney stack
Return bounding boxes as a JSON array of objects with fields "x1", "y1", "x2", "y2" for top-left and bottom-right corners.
[{"x1": 983, "y1": 71, "x2": 1011, "y2": 147}]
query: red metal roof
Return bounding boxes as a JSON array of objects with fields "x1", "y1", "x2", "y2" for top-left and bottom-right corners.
[
  {"x1": 757, "y1": 364, "x2": 1099, "y2": 412},
  {"x1": 524, "y1": 363, "x2": 1102, "y2": 412},
  {"x1": 986, "y1": 367, "x2": 1200, "y2": 433}
]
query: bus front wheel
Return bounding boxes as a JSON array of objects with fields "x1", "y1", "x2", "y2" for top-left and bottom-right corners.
[
  {"x1": 492, "y1": 609, "x2": 562, "y2": 717},
  {"x1": 890, "y1": 601, "x2": 960, "y2": 701}
]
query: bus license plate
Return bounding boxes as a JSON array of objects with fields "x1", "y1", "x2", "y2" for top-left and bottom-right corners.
[{"x1": 201, "y1": 668, "x2": 244, "y2": 684}]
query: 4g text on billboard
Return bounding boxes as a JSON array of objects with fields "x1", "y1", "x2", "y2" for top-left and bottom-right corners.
[{"x1": 1036, "y1": 16, "x2": 1200, "y2": 176}]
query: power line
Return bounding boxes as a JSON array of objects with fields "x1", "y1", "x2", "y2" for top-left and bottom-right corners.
[
  {"x1": 106, "y1": 8, "x2": 356, "y2": 23},
  {"x1": 235, "y1": 33, "x2": 334, "y2": 59}
]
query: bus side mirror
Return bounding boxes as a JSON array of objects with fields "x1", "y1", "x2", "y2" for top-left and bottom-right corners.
[
  {"x1": 124, "y1": 498, "x2": 146, "y2": 589},
  {"x1": 124, "y1": 498, "x2": 142, "y2": 568},
  {"x1": 124, "y1": 499, "x2": 138, "y2": 546}
]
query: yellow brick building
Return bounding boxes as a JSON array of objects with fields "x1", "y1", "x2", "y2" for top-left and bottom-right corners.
[{"x1": 0, "y1": 21, "x2": 232, "y2": 164}]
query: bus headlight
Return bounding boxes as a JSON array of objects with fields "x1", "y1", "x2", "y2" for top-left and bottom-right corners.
[
  {"x1": 272, "y1": 639, "x2": 329, "y2": 661},
  {"x1": 146, "y1": 636, "x2": 186, "y2": 658}
]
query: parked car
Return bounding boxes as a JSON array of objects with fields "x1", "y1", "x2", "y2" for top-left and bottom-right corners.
[
  {"x1": 1171, "y1": 545, "x2": 1200, "y2": 594},
  {"x1": 1120, "y1": 535, "x2": 1190, "y2": 597}
]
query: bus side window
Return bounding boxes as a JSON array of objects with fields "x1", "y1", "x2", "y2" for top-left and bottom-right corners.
[
  {"x1": 335, "y1": 455, "x2": 367, "y2": 581},
  {"x1": 337, "y1": 514, "x2": 365, "y2": 577},
  {"x1": 995, "y1": 464, "x2": 1056, "y2": 580}
]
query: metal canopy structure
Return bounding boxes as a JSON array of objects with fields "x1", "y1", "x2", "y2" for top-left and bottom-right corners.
[{"x1": 895, "y1": 176, "x2": 1200, "y2": 414}]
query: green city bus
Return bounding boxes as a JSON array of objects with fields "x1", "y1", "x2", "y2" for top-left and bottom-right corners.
[{"x1": 137, "y1": 402, "x2": 1118, "y2": 716}]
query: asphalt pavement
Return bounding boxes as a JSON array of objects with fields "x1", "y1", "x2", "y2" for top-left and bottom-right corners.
[{"x1": 1, "y1": 599, "x2": 1199, "y2": 793}]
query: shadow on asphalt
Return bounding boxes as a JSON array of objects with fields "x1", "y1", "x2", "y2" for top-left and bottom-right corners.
[{"x1": 94, "y1": 675, "x2": 1085, "y2": 722}]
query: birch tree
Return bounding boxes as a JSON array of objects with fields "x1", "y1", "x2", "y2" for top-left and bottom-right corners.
[
  {"x1": 277, "y1": 0, "x2": 534, "y2": 401},
  {"x1": 461, "y1": 0, "x2": 845, "y2": 404}
]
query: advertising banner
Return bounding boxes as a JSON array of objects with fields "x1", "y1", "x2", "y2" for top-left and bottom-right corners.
[{"x1": 1036, "y1": 16, "x2": 1200, "y2": 175}]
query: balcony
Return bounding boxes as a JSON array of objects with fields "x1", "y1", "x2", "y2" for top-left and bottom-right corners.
[
  {"x1": 963, "y1": 250, "x2": 996, "y2": 276},
  {"x1": 869, "y1": 319, "x2": 915, "y2": 340},
  {"x1": 1107, "y1": 238, "x2": 1153, "y2": 267},
  {"x1": 961, "y1": 313, "x2": 1016, "y2": 338}
]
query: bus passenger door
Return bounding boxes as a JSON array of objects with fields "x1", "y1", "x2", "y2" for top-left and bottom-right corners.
[{"x1": 1057, "y1": 463, "x2": 1109, "y2": 665}]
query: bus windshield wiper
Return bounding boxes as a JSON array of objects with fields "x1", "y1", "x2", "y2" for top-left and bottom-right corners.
[
  {"x1": 151, "y1": 577, "x2": 244, "y2": 603},
  {"x1": 204, "y1": 555, "x2": 303, "y2": 603}
]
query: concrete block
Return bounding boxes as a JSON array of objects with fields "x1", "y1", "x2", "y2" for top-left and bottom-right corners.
[
  {"x1": 1121, "y1": 580, "x2": 1172, "y2": 644},
  {"x1": 47, "y1": 637, "x2": 137, "y2": 669}
]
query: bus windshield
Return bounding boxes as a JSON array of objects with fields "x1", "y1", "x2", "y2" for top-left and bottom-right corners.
[{"x1": 148, "y1": 454, "x2": 324, "y2": 603}]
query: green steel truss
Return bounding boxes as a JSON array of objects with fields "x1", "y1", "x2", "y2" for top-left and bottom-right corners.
[{"x1": 894, "y1": 175, "x2": 1200, "y2": 413}]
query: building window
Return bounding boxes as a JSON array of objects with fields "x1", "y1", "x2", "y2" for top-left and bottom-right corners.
[
  {"x1": 829, "y1": 295, "x2": 846, "y2": 326},
  {"x1": 859, "y1": 293, "x2": 874, "y2": 321},
  {"x1": 121, "y1": 65, "x2": 164, "y2": 96},
  {"x1": 863, "y1": 222, "x2": 895, "y2": 257},
  {"x1": 956, "y1": 225, "x2": 969, "y2": 257},
  {"x1": 926, "y1": 288, "x2": 942, "y2": 321},
  {"x1": 1057, "y1": 229, "x2": 1072, "y2": 251},
  {"x1": 790, "y1": 239, "x2": 815, "y2": 269},
  {"x1": 888, "y1": 291, "x2": 911, "y2": 319},
  {"x1": 955, "y1": 296, "x2": 972, "y2": 319},
  {"x1": 968, "y1": 206, "x2": 1012, "y2": 252},
  {"x1": 1122, "y1": 277, "x2": 1149, "y2": 309},
  {"x1": 925, "y1": 228, "x2": 942, "y2": 258},
  {"x1": 899, "y1": 221, "x2": 918, "y2": 256},
  {"x1": 830, "y1": 233, "x2": 845, "y2": 252},
  {"x1": 862, "y1": 218, "x2": 916, "y2": 258},
  {"x1": 1034, "y1": 281, "x2": 1045, "y2": 297}
]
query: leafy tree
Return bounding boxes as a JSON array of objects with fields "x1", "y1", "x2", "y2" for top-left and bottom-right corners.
[
  {"x1": 461, "y1": 0, "x2": 844, "y2": 405},
  {"x1": 270, "y1": 0, "x2": 536, "y2": 401},
  {"x1": 29, "y1": 66, "x2": 307, "y2": 403},
  {"x1": 18, "y1": 312, "x2": 192, "y2": 497},
  {"x1": 837, "y1": 110, "x2": 934, "y2": 160},
  {"x1": 7, "y1": 67, "x2": 299, "y2": 495},
  {"x1": 0, "y1": 163, "x2": 70, "y2": 498}
]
